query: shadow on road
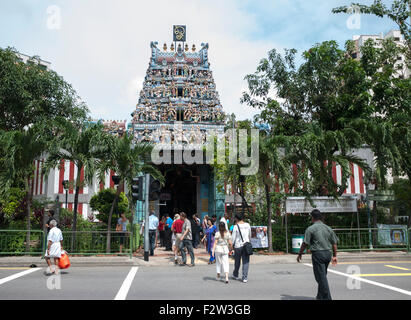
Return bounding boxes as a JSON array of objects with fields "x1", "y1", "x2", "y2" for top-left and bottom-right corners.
[{"x1": 202, "y1": 276, "x2": 222, "y2": 282}]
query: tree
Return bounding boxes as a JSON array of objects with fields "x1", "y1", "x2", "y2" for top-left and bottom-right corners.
[
  {"x1": 242, "y1": 41, "x2": 372, "y2": 199},
  {"x1": 89, "y1": 188, "x2": 129, "y2": 227},
  {"x1": 97, "y1": 133, "x2": 163, "y2": 253},
  {"x1": 0, "y1": 46, "x2": 89, "y2": 250},
  {"x1": 0, "y1": 47, "x2": 88, "y2": 131},
  {"x1": 0, "y1": 126, "x2": 49, "y2": 251},
  {"x1": 44, "y1": 122, "x2": 110, "y2": 250}
]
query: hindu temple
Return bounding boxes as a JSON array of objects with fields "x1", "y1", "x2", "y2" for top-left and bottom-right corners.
[{"x1": 129, "y1": 26, "x2": 227, "y2": 220}]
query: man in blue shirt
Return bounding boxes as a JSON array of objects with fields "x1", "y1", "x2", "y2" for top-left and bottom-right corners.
[
  {"x1": 164, "y1": 213, "x2": 174, "y2": 251},
  {"x1": 148, "y1": 211, "x2": 159, "y2": 256}
]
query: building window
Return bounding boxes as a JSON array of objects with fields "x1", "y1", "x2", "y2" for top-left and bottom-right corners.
[{"x1": 178, "y1": 87, "x2": 183, "y2": 97}]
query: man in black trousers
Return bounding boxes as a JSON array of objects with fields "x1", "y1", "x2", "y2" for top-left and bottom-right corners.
[
  {"x1": 164, "y1": 213, "x2": 173, "y2": 251},
  {"x1": 297, "y1": 209, "x2": 338, "y2": 300}
]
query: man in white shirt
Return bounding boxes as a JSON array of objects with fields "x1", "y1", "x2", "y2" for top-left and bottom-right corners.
[
  {"x1": 230, "y1": 214, "x2": 251, "y2": 283},
  {"x1": 44, "y1": 220, "x2": 63, "y2": 275},
  {"x1": 148, "y1": 211, "x2": 159, "y2": 256}
]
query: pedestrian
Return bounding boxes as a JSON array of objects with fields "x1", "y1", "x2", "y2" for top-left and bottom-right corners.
[
  {"x1": 178, "y1": 212, "x2": 195, "y2": 267},
  {"x1": 116, "y1": 212, "x2": 129, "y2": 254},
  {"x1": 171, "y1": 213, "x2": 184, "y2": 264},
  {"x1": 212, "y1": 222, "x2": 233, "y2": 283},
  {"x1": 220, "y1": 213, "x2": 229, "y2": 231},
  {"x1": 231, "y1": 214, "x2": 251, "y2": 283},
  {"x1": 158, "y1": 216, "x2": 166, "y2": 247},
  {"x1": 201, "y1": 218, "x2": 216, "y2": 264},
  {"x1": 164, "y1": 213, "x2": 173, "y2": 251},
  {"x1": 45, "y1": 210, "x2": 58, "y2": 233},
  {"x1": 191, "y1": 214, "x2": 201, "y2": 249},
  {"x1": 148, "y1": 211, "x2": 159, "y2": 256},
  {"x1": 202, "y1": 215, "x2": 209, "y2": 248},
  {"x1": 297, "y1": 209, "x2": 338, "y2": 300},
  {"x1": 44, "y1": 220, "x2": 63, "y2": 275},
  {"x1": 211, "y1": 215, "x2": 217, "y2": 226}
]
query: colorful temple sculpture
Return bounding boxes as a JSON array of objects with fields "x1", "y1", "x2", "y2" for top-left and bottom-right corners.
[
  {"x1": 129, "y1": 28, "x2": 227, "y2": 220},
  {"x1": 130, "y1": 41, "x2": 225, "y2": 145}
]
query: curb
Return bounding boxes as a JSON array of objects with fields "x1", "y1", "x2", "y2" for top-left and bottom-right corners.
[{"x1": 0, "y1": 252, "x2": 410, "y2": 268}]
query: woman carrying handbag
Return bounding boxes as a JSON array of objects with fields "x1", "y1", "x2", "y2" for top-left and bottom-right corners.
[{"x1": 230, "y1": 214, "x2": 252, "y2": 283}]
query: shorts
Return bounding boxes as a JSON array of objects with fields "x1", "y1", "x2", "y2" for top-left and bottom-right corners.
[
  {"x1": 119, "y1": 232, "x2": 126, "y2": 245},
  {"x1": 174, "y1": 233, "x2": 182, "y2": 249}
]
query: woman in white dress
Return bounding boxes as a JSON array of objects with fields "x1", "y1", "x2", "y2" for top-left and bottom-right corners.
[
  {"x1": 212, "y1": 222, "x2": 233, "y2": 284},
  {"x1": 44, "y1": 220, "x2": 64, "y2": 275}
]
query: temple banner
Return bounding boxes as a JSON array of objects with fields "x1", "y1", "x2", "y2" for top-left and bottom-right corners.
[
  {"x1": 251, "y1": 226, "x2": 268, "y2": 248},
  {"x1": 285, "y1": 196, "x2": 358, "y2": 214},
  {"x1": 377, "y1": 224, "x2": 408, "y2": 246}
]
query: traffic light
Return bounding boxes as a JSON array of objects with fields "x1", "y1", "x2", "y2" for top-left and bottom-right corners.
[
  {"x1": 149, "y1": 176, "x2": 161, "y2": 201},
  {"x1": 132, "y1": 176, "x2": 144, "y2": 202}
]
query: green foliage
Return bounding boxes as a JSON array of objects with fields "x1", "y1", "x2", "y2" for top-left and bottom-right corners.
[
  {"x1": 43, "y1": 122, "x2": 112, "y2": 233},
  {"x1": 0, "y1": 47, "x2": 88, "y2": 131},
  {"x1": 97, "y1": 133, "x2": 164, "y2": 204},
  {"x1": 89, "y1": 189, "x2": 129, "y2": 227},
  {"x1": 58, "y1": 208, "x2": 97, "y2": 231},
  {"x1": 242, "y1": 40, "x2": 375, "y2": 198},
  {"x1": 0, "y1": 188, "x2": 26, "y2": 224}
]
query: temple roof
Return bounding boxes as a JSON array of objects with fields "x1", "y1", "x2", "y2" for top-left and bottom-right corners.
[{"x1": 129, "y1": 35, "x2": 225, "y2": 145}]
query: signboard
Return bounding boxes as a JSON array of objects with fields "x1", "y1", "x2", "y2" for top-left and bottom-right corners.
[
  {"x1": 377, "y1": 224, "x2": 408, "y2": 246},
  {"x1": 367, "y1": 190, "x2": 395, "y2": 201},
  {"x1": 285, "y1": 196, "x2": 358, "y2": 214},
  {"x1": 251, "y1": 226, "x2": 268, "y2": 248},
  {"x1": 173, "y1": 25, "x2": 186, "y2": 42},
  {"x1": 368, "y1": 195, "x2": 395, "y2": 201}
]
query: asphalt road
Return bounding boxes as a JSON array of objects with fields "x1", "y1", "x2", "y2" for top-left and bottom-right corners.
[{"x1": 1, "y1": 261, "x2": 411, "y2": 300}]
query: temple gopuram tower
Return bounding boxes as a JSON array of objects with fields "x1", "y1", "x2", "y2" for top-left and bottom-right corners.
[{"x1": 130, "y1": 26, "x2": 226, "y2": 220}]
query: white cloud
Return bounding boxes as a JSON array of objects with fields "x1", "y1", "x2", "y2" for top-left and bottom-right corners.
[{"x1": 39, "y1": 0, "x2": 281, "y2": 122}]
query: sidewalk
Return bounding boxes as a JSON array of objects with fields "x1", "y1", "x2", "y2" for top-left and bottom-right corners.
[{"x1": 0, "y1": 245, "x2": 410, "y2": 267}]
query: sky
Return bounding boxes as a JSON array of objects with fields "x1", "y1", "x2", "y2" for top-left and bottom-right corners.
[{"x1": 0, "y1": 0, "x2": 398, "y2": 122}]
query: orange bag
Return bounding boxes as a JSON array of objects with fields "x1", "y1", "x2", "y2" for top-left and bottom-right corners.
[{"x1": 58, "y1": 251, "x2": 71, "y2": 269}]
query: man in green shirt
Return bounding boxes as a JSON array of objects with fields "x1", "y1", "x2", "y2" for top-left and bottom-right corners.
[{"x1": 297, "y1": 209, "x2": 338, "y2": 300}]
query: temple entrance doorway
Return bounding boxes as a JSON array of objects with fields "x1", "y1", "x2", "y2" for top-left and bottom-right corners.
[{"x1": 158, "y1": 165, "x2": 199, "y2": 218}]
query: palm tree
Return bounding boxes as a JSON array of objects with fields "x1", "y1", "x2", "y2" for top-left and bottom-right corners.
[
  {"x1": 44, "y1": 122, "x2": 109, "y2": 251},
  {"x1": 258, "y1": 133, "x2": 291, "y2": 253},
  {"x1": 97, "y1": 133, "x2": 163, "y2": 253},
  {"x1": 0, "y1": 127, "x2": 47, "y2": 252}
]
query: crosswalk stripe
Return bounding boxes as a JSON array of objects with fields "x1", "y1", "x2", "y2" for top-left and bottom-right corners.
[
  {"x1": 114, "y1": 267, "x2": 138, "y2": 300},
  {"x1": 0, "y1": 268, "x2": 42, "y2": 285}
]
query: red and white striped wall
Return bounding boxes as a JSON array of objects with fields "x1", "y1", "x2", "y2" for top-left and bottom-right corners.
[
  {"x1": 225, "y1": 162, "x2": 366, "y2": 196},
  {"x1": 31, "y1": 159, "x2": 46, "y2": 196},
  {"x1": 32, "y1": 159, "x2": 120, "y2": 219}
]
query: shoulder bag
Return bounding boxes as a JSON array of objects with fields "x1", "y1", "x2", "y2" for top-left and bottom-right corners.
[{"x1": 237, "y1": 224, "x2": 253, "y2": 256}]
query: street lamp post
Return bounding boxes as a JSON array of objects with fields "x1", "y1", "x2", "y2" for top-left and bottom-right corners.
[
  {"x1": 112, "y1": 175, "x2": 121, "y2": 216},
  {"x1": 62, "y1": 180, "x2": 69, "y2": 209},
  {"x1": 364, "y1": 176, "x2": 373, "y2": 250}
]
